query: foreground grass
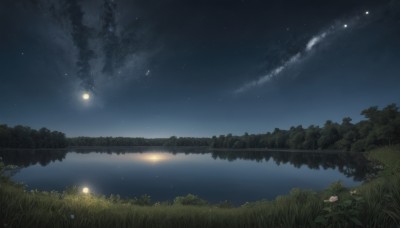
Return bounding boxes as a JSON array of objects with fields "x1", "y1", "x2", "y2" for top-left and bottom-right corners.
[{"x1": 1, "y1": 146, "x2": 400, "y2": 228}]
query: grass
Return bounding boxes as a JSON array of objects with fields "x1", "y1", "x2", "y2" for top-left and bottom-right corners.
[{"x1": 1, "y1": 146, "x2": 400, "y2": 227}]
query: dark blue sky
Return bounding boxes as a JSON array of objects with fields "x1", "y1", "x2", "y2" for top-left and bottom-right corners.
[{"x1": 0, "y1": 0, "x2": 399, "y2": 137}]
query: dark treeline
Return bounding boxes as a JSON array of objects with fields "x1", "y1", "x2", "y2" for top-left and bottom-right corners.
[
  {"x1": 0, "y1": 125, "x2": 68, "y2": 148},
  {"x1": 68, "y1": 136, "x2": 210, "y2": 147},
  {"x1": 211, "y1": 104, "x2": 400, "y2": 152},
  {"x1": 1, "y1": 104, "x2": 398, "y2": 150}
]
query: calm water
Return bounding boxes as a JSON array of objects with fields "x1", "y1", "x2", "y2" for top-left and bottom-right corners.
[{"x1": 0, "y1": 147, "x2": 372, "y2": 205}]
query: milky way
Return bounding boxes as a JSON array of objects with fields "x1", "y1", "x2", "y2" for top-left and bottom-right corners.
[
  {"x1": 1, "y1": 0, "x2": 399, "y2": 137},
  {"x1": 234, "y1": 9, "x2": 375, "y2": 94}
]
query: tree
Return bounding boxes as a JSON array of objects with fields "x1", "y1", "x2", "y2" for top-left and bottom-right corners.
[
  {"x1": 0, "y1": 125, "x2": 67, "y2": 149},
  {"x1": 318, "y1": 121, "x2": 340, "y2": 149},
  {"x1": 303, "y1": 125, "x2": 320, "y2": 150},
  {"x1": 335, "y1": 117, "x2": 358, "y2": 151},
  {"x1": 272, "y1": 128, "x2": 288, "y2": 148},
  {"x1": 288, "y1": 125, "x2": 305, "y2": 149}
]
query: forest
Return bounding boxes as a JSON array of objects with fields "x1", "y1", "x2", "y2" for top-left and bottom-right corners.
[
  {"x1": 67, "y1": 136, "x2": 210, "y2": 147},
  {"x1": 211, "y1": 104, "x2": 400, "y2": 152},
  {"x1": 0, "y1": 125, "x2": 67, "y2": 148},
  {"x1": 0, "y1": 104, "x2": 399, "y2": 151}
]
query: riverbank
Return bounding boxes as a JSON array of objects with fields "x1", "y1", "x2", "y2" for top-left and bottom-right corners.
[
  {"x1": 210, "y1": 147, "x2": 344, "y2": 153},
  {"x1": 1, "y1": 146, "x2": 399, "y2": 227},
  {"x1": 1, "y1": 145, "x2": 343, "y2": 154},
  {"x1": 0, "y1": 146, "x2": 208, "y2": 151}
]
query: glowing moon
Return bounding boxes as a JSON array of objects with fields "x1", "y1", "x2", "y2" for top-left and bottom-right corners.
[
  {"x1": 343, "y1": 24, "x2": 348, "y2": 28},
  {"x1": 365, "y1": 11, "x2": 369, "y2": 15},
  {"x1": 82, "y1": 93, "x2": 90, "y2": 100}
]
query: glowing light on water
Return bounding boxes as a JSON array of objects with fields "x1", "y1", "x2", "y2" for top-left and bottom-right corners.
[
  {"x1": 110, "y1": 152, "x2": 187, "y2": 164},
  {"x1": 141, "y1": 153, "x2": 170, "y2": 163},
  {"x1": 82, "y1": 187, "x2": 90, "y2": 194}
]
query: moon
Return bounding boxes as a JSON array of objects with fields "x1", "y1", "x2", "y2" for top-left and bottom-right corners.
[{"x1": 82, "y1": 93, "x2": 90, "y2": 100}]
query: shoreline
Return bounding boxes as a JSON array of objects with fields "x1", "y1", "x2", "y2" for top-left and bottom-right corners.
[
  {"x1": 1, "y1": 146, "x2": 399, "y2": 227},
  {"x1": 1, "y1": 146, "x2": 345, "y2": 153},
  {"x1": 210, "y1": 148, "x2": 345, "y2": 153}
]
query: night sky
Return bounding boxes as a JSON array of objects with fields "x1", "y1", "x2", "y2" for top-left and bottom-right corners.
[{"x1": 1, "y1": 0, "x2": 399, "y2": 138}]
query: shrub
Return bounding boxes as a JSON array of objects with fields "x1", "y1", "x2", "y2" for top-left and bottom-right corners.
[
  {"x1": 173, "y1": 194, "x2": 208, "y2": 206},
  {"x1": 326, "y1": 181, "x2": 346, "y2": 196},
  {"x1": 133, "y1": 194, "x2": 152, "y2": 206}
]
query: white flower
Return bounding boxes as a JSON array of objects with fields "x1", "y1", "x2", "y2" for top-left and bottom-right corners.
[
  {"x1": 350, "y1": 190, "x2": 357, "y2": 195},
  {"x1": 324, "y1": 195, "x2": 338, "y2": 203},
  {"x1": 70, "y1": 214, "x2": 75, "y2": 219}
]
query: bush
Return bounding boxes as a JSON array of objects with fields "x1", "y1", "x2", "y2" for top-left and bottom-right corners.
[
  {"x1": 217, "y1": 200, "x2": 234, "y2": 208},
  {"x1": 64, "y1": 185, "x2": 79, "y2": 195},
  {"x1": 325, "y1": 181, "x2": 346, "y2": 197},
  {"x1": 315, "y1": 194, "x2": 364, "y2": 227},
  {"x1": 133, "y1": 194, "x2": 152, "y2": 206},
  {"x1": 173, "y1": 194, "x2": 208, "y2": 206},
  {"x1": 351, "y1": 140, "x2": 366, "y2": 152}
]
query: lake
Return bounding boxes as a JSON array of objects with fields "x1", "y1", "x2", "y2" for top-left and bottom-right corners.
[{"x1": 0, "y1": 147, "x2": 372, "y2": 205}]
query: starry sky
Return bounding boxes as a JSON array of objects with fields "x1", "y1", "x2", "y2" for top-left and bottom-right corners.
[{"x1": 0, "y1": 0, "x2": 399, "y2": 138}]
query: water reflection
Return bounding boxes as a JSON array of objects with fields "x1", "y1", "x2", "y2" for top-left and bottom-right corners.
[
  {"x1": 209, "y1": 150, "x2": 372, "y2": 181},
  {"x1": 1, "y1": 147, "x2": 377, "y2": 204},
  {"x1": 0, "y1": 149, "x2": 67, "y2": 167},
  {"x1": 0, "y1": 147, "x2": 374, "y2": 181},
  {"x1": 129, "y1": 152, "x2": 175, "y2": 164}
]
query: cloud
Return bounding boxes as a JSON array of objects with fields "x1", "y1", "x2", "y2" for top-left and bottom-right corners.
[
  {"x1": 64, "y1": 0, "x2": 95, "y2": 92},
  {"x1": 22, "y1": 0, "x2": 157, "y2": 94},
  {"x1": 101, "y1": 0, "x2": 119, "y2": 76}
]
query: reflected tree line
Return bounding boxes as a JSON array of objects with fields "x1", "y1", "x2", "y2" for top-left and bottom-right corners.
[
  {"x1": 0, "y1": 148, "x2": 375, "y2": 181},
  {"x1": 209, "y1": 150, "x2": 373, "y2": 181},
  {"x1": 211, "y1": 104, "x2": 400, "y2": 152},
  {"x1": 0, "y1": 150, "x2": 67, "y2": 167}
]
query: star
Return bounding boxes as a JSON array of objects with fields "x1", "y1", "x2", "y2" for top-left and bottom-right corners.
[{"x1": 343, "y1": 24, "x2": 348, "y2": 28}]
